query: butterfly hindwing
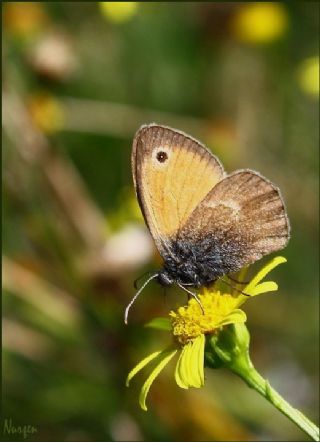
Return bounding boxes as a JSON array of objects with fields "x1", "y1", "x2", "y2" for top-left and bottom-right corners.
[
  {"x1": 132, "y1": 124, "x2": 225, "y2": 258},
  {"x1": 177, "y1": 170, "x2": 290, "y2": 278}
]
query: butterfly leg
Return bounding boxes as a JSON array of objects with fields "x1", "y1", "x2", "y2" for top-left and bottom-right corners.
[
  {"x1": 227, "y1": 275, "x2": 249, "y2": 285},
  {"x1": 221, "y1": 278, "x2": 250, "y2": 297},
  {"x1": 179, "y1": 281, "x2": 196, "y2": 300},
  {"x1": 176, "y1": 282, "x2": 204, "y2": 314}
]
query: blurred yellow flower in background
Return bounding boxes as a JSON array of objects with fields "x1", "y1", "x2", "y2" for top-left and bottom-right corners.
[
  {"x1": 231, "y1": 2, "x2": 288, "y2": 44},
  {"x1": 99, "y1": 2, "x2": 138, "y2": 24},
  {"x1": 28, "y1": 93, "x2": 64, "y2": 134},
  {"x1": 297, "y1": 56, "x2": 319, "y2": 98},
  {"x1": 4, "y1": 2, "x2": 48, "y2": 39}
]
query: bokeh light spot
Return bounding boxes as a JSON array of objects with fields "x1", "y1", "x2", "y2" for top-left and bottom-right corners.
[
  {"x1": 297, "y1": 56, "x2": 320, "y2": 98},
  {"x1": 99, "y1": 2, "x2": 138, "y2": 24},
  {"x1": 231, "y1": 2, "x2": 288, "y2": 44}
]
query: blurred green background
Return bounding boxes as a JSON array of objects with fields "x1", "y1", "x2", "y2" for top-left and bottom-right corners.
[{"x1": 2, "y1": 2, "x2": 319, "y2": 441}]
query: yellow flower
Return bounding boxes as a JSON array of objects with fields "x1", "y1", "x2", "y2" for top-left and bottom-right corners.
[
  {"x1": 99, "y1": 2, "x2": 138, "y2": 24},
  {"x1": 126, "y1": 256, "x2": 286, "y2": 410},
  {"x1": 231, "y1": 2, "x2": 288, "y2": 44},
  {"x1": 297, "y1": 56, "x2": 319, "y2": 98},
  {"x1": 170, "y1": 291, "x2": 246, "y2": 346}
]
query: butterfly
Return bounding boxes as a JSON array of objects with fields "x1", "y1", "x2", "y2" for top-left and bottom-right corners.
[{"x1": 125, "y1": 123, "x2": 290, "y2": 323}]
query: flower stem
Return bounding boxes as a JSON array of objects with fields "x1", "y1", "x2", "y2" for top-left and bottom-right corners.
[
  {"x1": 230, "y1": 355, "x2": 319, "y2": 441},
  {"x1": 207, "y1": 324, "x2": 319, "y2": 441}
]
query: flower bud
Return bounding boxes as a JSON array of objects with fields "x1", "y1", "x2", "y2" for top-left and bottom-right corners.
[{"x1": 206, "y1": 323, "x2": 252, "y2": 373}]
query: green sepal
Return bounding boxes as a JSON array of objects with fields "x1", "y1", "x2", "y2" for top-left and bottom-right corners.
[
  {"x1": 145, "y1": 317, "x2": 171, "y2": 331},
  {"x1": 206, "y1": 323, "x2": 251, "y2": 371}
]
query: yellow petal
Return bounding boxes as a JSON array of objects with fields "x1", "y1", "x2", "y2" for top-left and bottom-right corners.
[
  {"x1": 217, "y1": 309, "x2": 247, "y2": 327},
  {"x1": 175, "y1": 335, "x2": 205, "y2": 389},
  {"x1": 126, "y1": 350, "x2": 162, "y2": 387},
  {"x1": 184, "y1": 343, "x2": 194, "y2": 386},
  {"x1": 193, "y1": 334, "x2": 205, "y2": 387},
  {"x1": 184, "y1": 339, "x2": 200, "y2": 388},
  {"x1": 175, "y1": 344, "x2": 190, "y2": 389},
  {"x1": 249, "y1": 281, "x2": 278, "y2": 296},
  {"x1": 244, "y1": 256, "x2": 286, "y2": 295},
  {"x1": 175, "y1": 341, "x2": 197, "y2": 389},
  {"x1": 139, "y1": 349, "x2": 177, "y2": 411}
]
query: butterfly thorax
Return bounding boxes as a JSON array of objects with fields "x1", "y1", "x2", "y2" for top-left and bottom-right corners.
[
  {"x1": 157, "y1": 264, "x2": 205, "y2": 288},
  {"x1": 159, "y1": 258, "x2": 218, "y2": 288},
  {"x1": 157, "y1": 235, "x2": 248, "y2": 288},
  {"x1": 158, "y1": 250, "x2": 220, "y2": 288}
]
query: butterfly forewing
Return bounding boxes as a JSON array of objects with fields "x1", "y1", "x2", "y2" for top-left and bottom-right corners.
[
  {"x1": 132, "y1": 124, "x2": 225, "y2": 258},
  {"x1": 179, "y1": 170, "x2": 290, "y2": 276}
]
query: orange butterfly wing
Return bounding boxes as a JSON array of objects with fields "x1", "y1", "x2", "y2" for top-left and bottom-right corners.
[{"x1": 132, "y1": 124, "x2": 225, "y2": 259}]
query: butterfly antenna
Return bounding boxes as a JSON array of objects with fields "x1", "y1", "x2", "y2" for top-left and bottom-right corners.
[
  {"x1": 176, "y1": 282, "x2": 204, "y2": 314},
  {"x1": 124, "y1": 273, "x2": 159, "y2": 324},
  {"x1": 221, "y1": 278, "x2": 249, "y2": 297},
  {"x1": 133, "y1": 270, "x2": 153, "y2": 290}
]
